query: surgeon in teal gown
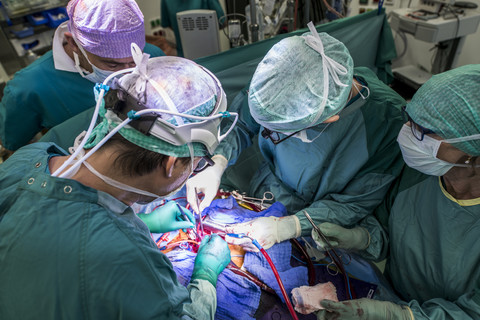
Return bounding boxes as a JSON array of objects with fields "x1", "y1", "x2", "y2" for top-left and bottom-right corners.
[
  {"x1": 161, "y1": 0, "x2": 225, "y2": 57},
  {"x1": 312, "y1": 64, "x2": 480, "y2": 319},
  {"x1": 0, "y1": 54, "x2": 231, "y2": 319},
  {"x1": 186, "y1": 23, "x2": 405, "y2": 253},
  {"x1": 0, "y1": 0, "x2": 164, "y2": 152}
]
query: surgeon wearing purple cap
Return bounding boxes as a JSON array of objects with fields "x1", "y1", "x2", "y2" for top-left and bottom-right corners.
[{"x1": 0, "y1": 0, "x2": 164, "y2": 154}]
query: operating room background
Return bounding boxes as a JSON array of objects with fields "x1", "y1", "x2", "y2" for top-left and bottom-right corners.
[{"x1": 136, "y1": 0, "x2": 480, "y2": 70}]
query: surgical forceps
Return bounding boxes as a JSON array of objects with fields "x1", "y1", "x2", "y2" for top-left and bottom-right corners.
[
  {"x1": 194, "y1": 187, "x2": 204, "y2": 236},
  {"x1": 303, "y1": 210, "x2": 355, "y2": 299},
  {"x1": 176, "y1": 203, "x2": 199, "y2": 240},
  {"x1": 231, "y1": 191, "x2": 274, "y2": 211}
]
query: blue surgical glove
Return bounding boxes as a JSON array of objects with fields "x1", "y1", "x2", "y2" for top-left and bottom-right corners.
[
  {"x1": 191, "y1": 234, "x2": 231, "y2": 287},
  {"x1": 316, "y1": 299, "x2": 413, "y2": 320},
  {"x1": 137, "y1": 201, "x2": 194, "y2": 233}
]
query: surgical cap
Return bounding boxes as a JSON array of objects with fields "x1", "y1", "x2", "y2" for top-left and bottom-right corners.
[
  {"x1": 85, "y1": 56, "x2": 220, "y2": 157},
  {"x1": 248, "y1": 31, "x2": 354, "y2": 132},
  {"x1": 67, "y1": 0, "x2": 145, "y2": 59},
  {"x1": 407, "y1": 64, "x2": 480, "y2": 156}
]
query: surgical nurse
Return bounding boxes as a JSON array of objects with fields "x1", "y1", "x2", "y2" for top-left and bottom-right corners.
[
  {"x1": 187, "y1": 22, "x2": 406, "y2": 252},
  {"x1": 0, "y1": 52, "x2": 234, "y2": 319},
  {"x1": 0, "y1": 0, "x2": 164, "y2": 153},
  {"x1": 314, "y1": 64, "x2": 480, "y2": 319}
]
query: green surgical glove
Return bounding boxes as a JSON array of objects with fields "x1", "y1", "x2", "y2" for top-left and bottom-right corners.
[
  {"x1": 312, "y1": 222, "x2": 370, "y2": 251},
  {"x1": 192, "y1": 234, "x2": 231, "y2": 287},
  {"x1": 137, "y1": 201, "x2": 194, "y2": 233},
  {"x1": 316, "y1": 299, "x2": 413, "y2": 320}
]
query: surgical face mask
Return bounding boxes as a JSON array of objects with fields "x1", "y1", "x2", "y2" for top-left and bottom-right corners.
[
  {"x1": 397, "y1": 124, "x2": 479, "y2": 176},
  {"x1": 290, "y1": 123, "x2": 332, "y2": 143},
  {"x1": 73, "y1": 51, "x2": 116, "y2": 84},
  {"x1": 352, "y1": 78, "x2": 370, "y2": 101}
]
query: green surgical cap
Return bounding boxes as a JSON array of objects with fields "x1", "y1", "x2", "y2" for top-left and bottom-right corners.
[
  {"x1": 407, "y1": 64, "x2": 480, "y2": 156},
  {"x1": 248, "y1": 31, "x2": 353, "y2": 132}
]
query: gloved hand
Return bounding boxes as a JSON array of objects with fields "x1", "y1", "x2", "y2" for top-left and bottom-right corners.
[
  {"x1": 312, "y1": 222, "x2": 370, "y2": 252},
  {"x1": 191, "y1": 234, "x2": 231, "y2": 287},
  {"x1": 137, "y1": 201, "x2": 194, "y2": 233},
  {"x1": 225, "y1": 215, "x2": 301, "y2": 252},
  {"x1": 316, "y1": 299, "x2": 413, "y2": 320},
  {"x1": 187, "y1": 155, "x2": 228, "y2": 214}
]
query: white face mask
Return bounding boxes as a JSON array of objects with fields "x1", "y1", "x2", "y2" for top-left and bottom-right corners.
[
  {"x1": 73, "y1": 50, "x2": 115, "y2": 84},
  {"x1": 290, "y1": 123, "x2": 331, "y2": 143},
  {"x1": 397, "y1": 124, "x2": 480, "y2": 176}
]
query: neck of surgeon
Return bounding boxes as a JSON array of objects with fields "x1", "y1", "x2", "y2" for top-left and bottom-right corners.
[{"x1": 442, "y1": 157, "x2": 480, "y2": 200}]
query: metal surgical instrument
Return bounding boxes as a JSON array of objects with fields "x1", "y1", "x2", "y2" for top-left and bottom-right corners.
[
  {"x1": 302, "y1": 210, "x2": 356, "y2": 299},
  {"x1": 231, "y1": 190, "x2": 274, "y2": 210},
  {"x1": 176, "y1": 203, "x2": 199, "y2": 240},
  {"x1": 194, "y1": 187, "x2": 204, "y2": 236}
]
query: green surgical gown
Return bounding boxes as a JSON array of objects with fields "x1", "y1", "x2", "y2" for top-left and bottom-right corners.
[
  {"x1": 161, "y1": 0, "x2": 224, "y2": 57},
  {"x1": 0, "y1": 142, "x2": 216, "y2": 320},
  {"x1": 0, "y1": 44, "x2": 164, "y2": 151},
  {"x1": 216, "y1": 67, "x2": 405, "y2": 258},
  {"x1": 372, "y1": 167, "x2": 480, "y2": 319}
]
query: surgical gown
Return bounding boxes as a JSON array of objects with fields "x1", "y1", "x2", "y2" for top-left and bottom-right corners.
[
  {"x1": 0, "y1": 142, "x2": 216, "y2": 320},
  {"x1": 216, "y1": 67, "x2": 405, "y2": 257},
  {"x1": 0, "y1": 44, "x2": 164, "y2": 151},
  {"x1": 371, "y1": 166, "x2": 480, "y2": 319},
  {"x1": 161, "y1": 0, "x2": 224, "y2": 57}
]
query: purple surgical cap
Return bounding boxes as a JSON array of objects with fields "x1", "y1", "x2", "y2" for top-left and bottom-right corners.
[{"x1": 67, "y1": 0, "x2": 145, "y2": 59}]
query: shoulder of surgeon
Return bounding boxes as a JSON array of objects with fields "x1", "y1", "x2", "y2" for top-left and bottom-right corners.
[
  {"x1": 354, "y1": 66, "x2": 406, "y2": 109},
  {"x1": 144, "y1": 43, "x2": 166, "y2": 57},
  {"x1": 2, "y1": 50, "x2": 90, "y2": 97}
]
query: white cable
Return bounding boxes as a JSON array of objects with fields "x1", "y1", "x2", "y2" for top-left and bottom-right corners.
[
  {"x1": 59, "y1": 107, "x2": 239, "y2": 178},
  {"x1": 52, "y1": 67, "x2": 136, "y2": 177}
]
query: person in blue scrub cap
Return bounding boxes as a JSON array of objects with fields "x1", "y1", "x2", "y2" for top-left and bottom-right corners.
[
  {"x1": 187, "y1": 22, "x2": 406, "y2": 253},
  {"x1": 0, "y1": 0, "x2": 165, "y2": 154},
  {"x1": 0, "y1": 52, "x2": 233, "y2": 319},
  {"x1": 312, "y1": 64, "x2": 480, "y2": 319}
]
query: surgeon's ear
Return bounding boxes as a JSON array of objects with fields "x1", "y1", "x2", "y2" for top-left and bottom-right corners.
[
  {"x1": 322, "y1": 115, "x2": 340, "y2": 123},
  {"x1": 164, "y1": 156, "x2": 178, "y2": 178},
  {"x1": 64, "y1": 32, "x2": 79, "y2": 51}
]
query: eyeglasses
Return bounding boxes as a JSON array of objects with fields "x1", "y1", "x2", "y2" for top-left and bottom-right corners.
[
  {"x1": 261, "y1": 128, "x2": 302, "y2": 145},
  {"x1": 193, "y1": 155, "x2": 215, "y2": 173},
  {"x1": 401, "y1": 106, "x2": 435, "y2": 141}
]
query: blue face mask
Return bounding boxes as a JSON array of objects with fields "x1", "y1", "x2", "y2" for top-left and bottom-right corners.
[
  {"x1": 73, "y1": 51, "x2": 115, "y2": 84},
  {"x1": 397, "y1": 124, "x2": 480, "y2": 176}
]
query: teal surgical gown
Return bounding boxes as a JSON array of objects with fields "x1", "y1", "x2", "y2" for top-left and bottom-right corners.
[
  {"x1": 216, "y1": 67, "x2": 405, "y2": 256},
  {"x1": 371, "y1": 166, "x2": 480, "y2": 319},
  {"x1": 0, "y1": 44, "x2": 163, "y2": 151},
  {"x1": 0, "y1": 142, "x2": 216, "y2": 320},
  {"x1": 161, "y1": 0, "x2": 224, "y2": 57}
]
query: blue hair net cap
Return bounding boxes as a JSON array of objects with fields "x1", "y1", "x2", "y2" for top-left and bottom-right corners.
[
  {"x1": 407, "y1": 64, "x2": 480, "y2": 156},
  {"x1": 248, "y1": 32, "x2": 354, "y2": 132}
]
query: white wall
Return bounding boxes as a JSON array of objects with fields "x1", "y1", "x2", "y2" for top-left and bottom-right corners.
[{"x1": 136, "y1": 0, "x2": 162, "y2": 34}]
